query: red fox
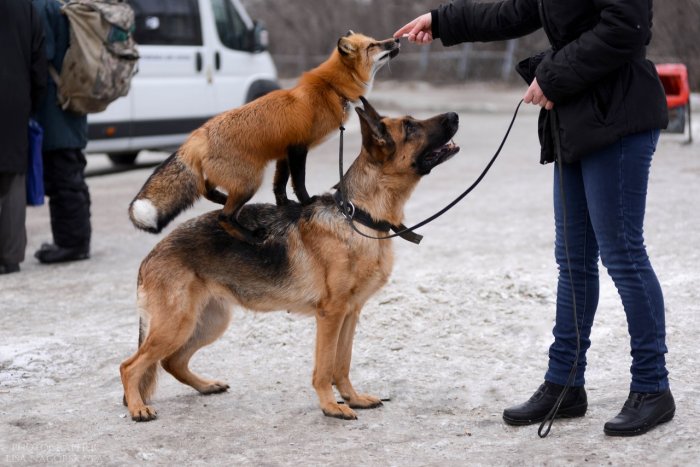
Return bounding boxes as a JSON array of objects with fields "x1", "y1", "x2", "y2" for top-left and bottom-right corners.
[{"x1": 128, "y1": 32, "x2": 400, "y2": 241}]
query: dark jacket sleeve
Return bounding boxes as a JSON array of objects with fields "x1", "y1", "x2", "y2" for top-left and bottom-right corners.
[
  {"x1": 30, "y1": 2, "x2": 47, "y2": 115},
  {"x1": 433, "y1": 0, "x2": 541, "y2": 46},
  {"x1": 536, "y1": 0, "x2": 652, "y2": 103}
]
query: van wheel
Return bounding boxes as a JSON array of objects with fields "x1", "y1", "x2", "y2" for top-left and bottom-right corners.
[
  {"x1": 245, "y1": 80, "x2": 280, "y2": 103},
  {"x1": 108, "y1": 152, "x2": 139, "y2": 166}
]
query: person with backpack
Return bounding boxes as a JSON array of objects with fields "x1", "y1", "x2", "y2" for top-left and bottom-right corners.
[
  {"x1": 395, "y1": 0, "x2": 673, "y2": 437},
  {"x1": 33, "y1": 0, "x2": 92, "y2": 264},
  {"x1": 0, "y1": 0, "x2": 47, "y2": 274}
]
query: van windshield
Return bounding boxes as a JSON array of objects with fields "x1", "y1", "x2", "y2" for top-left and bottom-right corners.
[{"x1": 211, "y1": 0, "x2": 250, "y2": 51}]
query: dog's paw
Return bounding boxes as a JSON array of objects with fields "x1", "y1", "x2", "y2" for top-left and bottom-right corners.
[
  {"x1": 130, "y1": 405, "x2": 157, "y2": 422},
  {"x1": 322, "y1": 403, "x2": 357, "y2": 420},
  {"x1": 198, "y1": 381, "x2": 230, "y2": 395},
  {"x1": 348, "y1": 394, "x2": 383, "y2": 410}
]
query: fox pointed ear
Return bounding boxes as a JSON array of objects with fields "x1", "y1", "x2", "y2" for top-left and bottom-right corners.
[
  {"x1": 355, "y1": 107, "x2": 395, "y2": 157},
  {"x1": 337, "y1": 36, "x2": 356, "y2": 56},
  {"x1": 345, "y1": 30, "x2": 354, "y2": 37},
  {"x1": 359, "y1": 96, "x2": 382, "y2": 122}
]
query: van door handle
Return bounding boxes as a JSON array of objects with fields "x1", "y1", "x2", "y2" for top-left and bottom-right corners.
[
  {"x1": 215, "y1": 51, "x2": 221, "y2": 71},
  {"x1": 195, "y1": 52, "x2": 203, "y2": 72}
]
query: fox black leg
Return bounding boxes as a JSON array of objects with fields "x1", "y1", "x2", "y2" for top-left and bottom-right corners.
[
  {"x1": 273, "y1": 158, "x2": 291, "y2": 206},
  {"x1": 287, "y1": 145, "x2": 313, "y2": 205}
]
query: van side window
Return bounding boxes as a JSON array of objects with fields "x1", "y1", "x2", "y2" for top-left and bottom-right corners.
[
  {"x1": 211, "y1": 0, "x2": 250, "y2": 51},
  {"x1": 129, "y1": 0, "x2": 203, "y2": 46}
]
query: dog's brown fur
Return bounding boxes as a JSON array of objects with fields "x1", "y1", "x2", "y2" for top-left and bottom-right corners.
[
  {"x1": 120, "y1": 98, "x2": 459, "y2": 421},
  {"x1": 128, "y1": 33, "x2": 400, "y2": 241}
]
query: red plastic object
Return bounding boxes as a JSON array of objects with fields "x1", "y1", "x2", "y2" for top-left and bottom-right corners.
[{"x1": 656, "y1": 63, "x2": 690, "y2": 109}]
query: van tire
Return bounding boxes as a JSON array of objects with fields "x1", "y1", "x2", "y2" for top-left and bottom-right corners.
[
  {"x1": 245, "y1": 80, "x2": 280, "y2": 103},
  {"x1": 108, "y1": 151, "x2": 139, "y2": 166}
]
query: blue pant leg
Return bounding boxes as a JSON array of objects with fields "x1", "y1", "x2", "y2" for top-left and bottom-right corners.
[
  {"x1": 581, "y1": 130, "x2": 668, "y2": 393},
  {"x1": 545, "y1": 160, "x2": 600, "y2": 387}
]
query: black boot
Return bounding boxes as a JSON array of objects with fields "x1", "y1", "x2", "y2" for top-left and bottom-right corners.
[
  {"x1": 0, "y1": 263, "x2": 20, "y2": 274},
  {"x1": 604, "y1": 389, "x2": 675, "y2": 437},
  {"x1": 503, "y1": 381, "x2": 588, "y2": 426},
  {"x1": 35, "y1": 243, "x2": 89, "y2": 264}
]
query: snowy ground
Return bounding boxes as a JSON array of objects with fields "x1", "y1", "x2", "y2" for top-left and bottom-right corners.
[{"x1": 1, "y1": 82, "x2": 699, "y2": 465}]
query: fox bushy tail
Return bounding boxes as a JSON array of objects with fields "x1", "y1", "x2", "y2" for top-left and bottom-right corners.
[{"x1": 128, "y1": 151, "x2": 202, "y2": 233}]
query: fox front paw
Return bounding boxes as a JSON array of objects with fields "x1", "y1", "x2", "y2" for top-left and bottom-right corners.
[{"x1": 275, "y1": 194, "x2": 290, "y2": 206}]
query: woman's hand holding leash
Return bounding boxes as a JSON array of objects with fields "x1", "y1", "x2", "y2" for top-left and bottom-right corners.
[{"x1": 524, "y1": 78, "x2": 554, "y2": 110}]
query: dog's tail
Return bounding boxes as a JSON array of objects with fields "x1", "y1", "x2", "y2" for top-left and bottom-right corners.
[{"x1": 128, "y1": 131, "x2": 208, "y2": 233}]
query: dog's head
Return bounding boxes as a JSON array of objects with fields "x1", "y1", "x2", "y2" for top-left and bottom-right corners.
[
  {"x1": 355, "y1": 96, "x2": 459, "y2": 178},
  {"x1": 341, "y1": 97, "x2": 459, "y2": 225},
  {"x1": 336, "y1": 31, "x2": 400, "y2": 83}
]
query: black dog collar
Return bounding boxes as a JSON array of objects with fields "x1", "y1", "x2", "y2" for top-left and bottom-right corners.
[
  {"x1": 332, "y1": 191, "x2": 423, "y2": 244},
  {"x1": 333, "y1": 191, "x2": 391, "y2": 232}
]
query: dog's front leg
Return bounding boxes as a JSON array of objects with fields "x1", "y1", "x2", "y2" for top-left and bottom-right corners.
[
  {"x1": 313, "y1": 307, "x2": 357, "y2": 420},
  {"x1": 334, "y1": 309, "x2": 383, "y2": 410},
  {"x1": 287, "y1": 145, "x2": 313, "y2": 205}
]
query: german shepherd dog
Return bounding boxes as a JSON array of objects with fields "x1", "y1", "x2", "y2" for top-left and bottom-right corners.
[
  {"x1": 120, "y1": 98, "x2": 459, "y2": 421},
  {"x1": 128, "y1": 32, "x2": 400, "y2": 243}
]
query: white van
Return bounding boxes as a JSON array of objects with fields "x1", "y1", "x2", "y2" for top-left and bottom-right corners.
[{"x1": 86, "y1": 0, "x2": 279, "y2": 164}]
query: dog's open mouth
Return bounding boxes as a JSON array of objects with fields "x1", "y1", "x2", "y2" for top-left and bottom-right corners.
[
  {"x1": 425, "y1": 139, "x2": 460, "y2": 166},
  {"x1": 388, "y1": 47, "x2": 400, "y2": 59},
  {"x1": 416, "y1": 139, "x2": 460, "y2": 175}
]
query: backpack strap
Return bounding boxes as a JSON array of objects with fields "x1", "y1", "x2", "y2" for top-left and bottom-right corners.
[
  {"x1": 48, "y1": 64, "x2": 62, "y2": 87},
  {"x1": 48, "y1": 65, "x2": 72, "y2": 110}
]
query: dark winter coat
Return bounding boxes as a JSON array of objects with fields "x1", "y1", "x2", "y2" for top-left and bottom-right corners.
[
  {"x1": 0, "y1": 0, "x2": 47, "y2": 174},
  {"x1": 431, "y1": 0, "x2": 669, "y2": 163},
  {"x1": 33, "y1": 0, "x2": 88, "y2": 152}
]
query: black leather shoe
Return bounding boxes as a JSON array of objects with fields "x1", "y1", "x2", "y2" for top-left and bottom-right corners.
[
  {"x1": 34, "y1": 243, "x2": 89, "y2": 264},
  {"x1": 503, "y1": 381, "x2": 588, "y2": 426},
  {"x1": 604, "y1": 389, "x2": 675, "y2": 437},
  {"x1": 0, "y1": 263, "x2": 20, "y2": 274}
]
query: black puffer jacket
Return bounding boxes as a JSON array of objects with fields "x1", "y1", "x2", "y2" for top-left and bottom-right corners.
[
  {"x1": 431, "y1": 0, "x2": 668, "y2": 163},
  {"x1": 0, "y1": 0, "x2": 46, "y2": 174}
]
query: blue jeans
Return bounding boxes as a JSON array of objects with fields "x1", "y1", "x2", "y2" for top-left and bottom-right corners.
[{"x1": 544, "y1": 129, "x2": 669, "y2": 393}]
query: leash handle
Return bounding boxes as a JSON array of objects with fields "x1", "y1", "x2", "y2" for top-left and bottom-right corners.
[{"x1": 337, "y1": 99, "x2": 525, "y2": 242}]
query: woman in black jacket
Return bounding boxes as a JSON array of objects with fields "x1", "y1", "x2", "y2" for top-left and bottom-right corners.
[{"x1": 395, "y1": 0, "x2": 673, "y2": 437}]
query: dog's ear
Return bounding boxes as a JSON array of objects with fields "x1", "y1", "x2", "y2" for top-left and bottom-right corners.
[
  {"x1": 355, "y1": 106, "x2": 395, "y2": 158},
  {"x1": 337, "y1": 36, "x2": 356, "y2": 56},
  {"x1": 359, "y1": 96, "x2": 382, "y2": 122}
]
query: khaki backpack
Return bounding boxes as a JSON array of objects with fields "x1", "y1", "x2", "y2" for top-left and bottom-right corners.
[{"x1": 49, "y1": 0, "x2": 139, "y2": 114}]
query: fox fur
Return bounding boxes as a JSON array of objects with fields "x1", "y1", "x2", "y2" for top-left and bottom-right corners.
[{"x1": 128, "y1": 32, "x2": 400, "y2": 240}]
